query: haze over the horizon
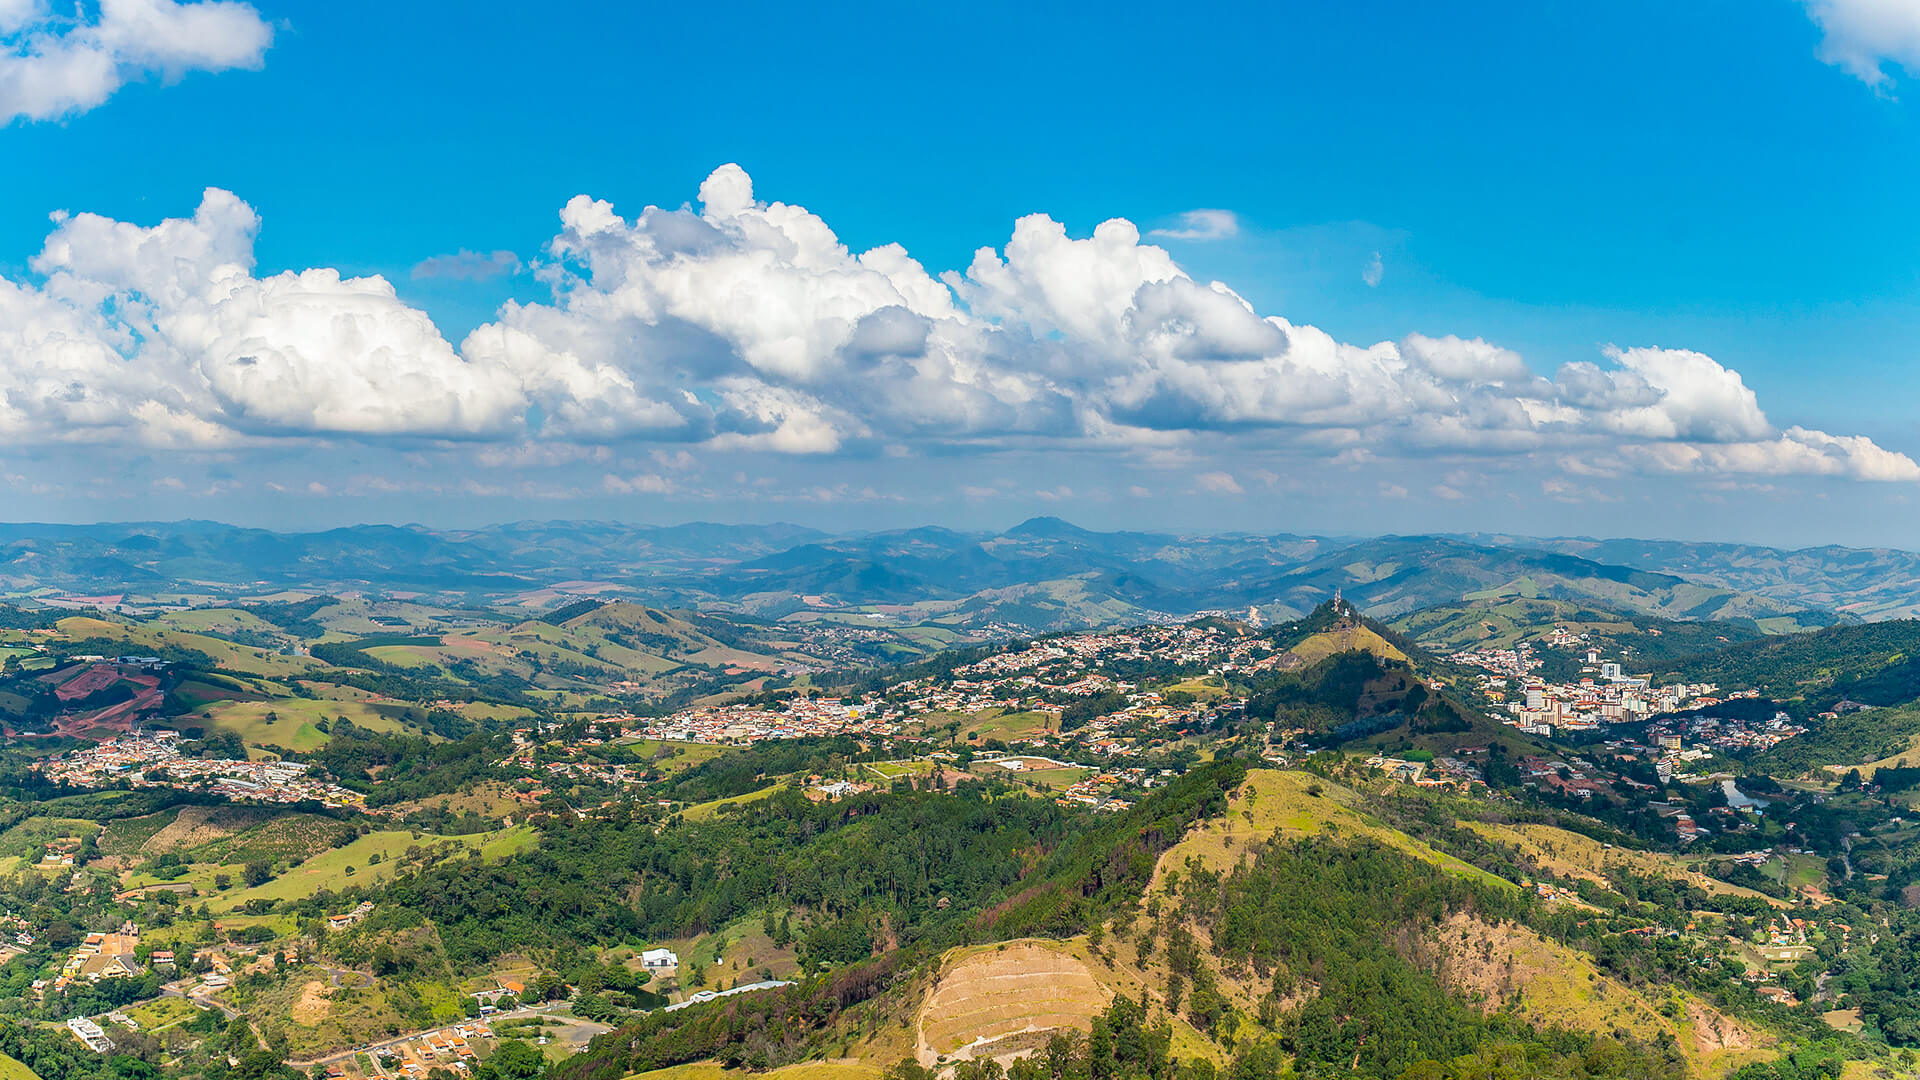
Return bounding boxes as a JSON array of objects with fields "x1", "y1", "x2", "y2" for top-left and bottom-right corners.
[
  {"x1": 5, "y1": 516, "x2": 1917, "y2": 565},
  {"x1": 7, "y1": 1, "x2": 1920, "y2": 547}
]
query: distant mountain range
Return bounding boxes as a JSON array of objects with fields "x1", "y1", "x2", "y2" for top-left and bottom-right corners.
[
  {"x1": 1475, "y1": 534, "x2": 1920, "y2": 620},
  {"x1": 2, "y1": 517, "x2": 1915, "y2": 635}
]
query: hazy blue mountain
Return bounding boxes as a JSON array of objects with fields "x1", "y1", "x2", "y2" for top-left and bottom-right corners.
[
  {"x1": 1471, "y1": 534, "x2": 1920, "y2": 620},
  {"x1": 0, "y1": 518, "x2": 1894, "y2": 636}
]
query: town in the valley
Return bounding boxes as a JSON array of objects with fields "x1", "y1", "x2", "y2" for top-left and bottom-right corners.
[
  {"x1": 0, "y1": 593, "x2": 1904, "y2": 1079},
  {"x1": 33, "y1": 607, "x2": 1840, "y2": 842}
]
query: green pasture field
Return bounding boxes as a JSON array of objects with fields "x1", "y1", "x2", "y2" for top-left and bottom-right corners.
[
  {"x1": 190, "y1": 697, "x2": 412, "y2": 753},
  {"x1": 679, "y1": 785, "x2": 782, "y2": 822},
  {"x1": 210, "y1": 825, "x2": 536, "y2": 911}
]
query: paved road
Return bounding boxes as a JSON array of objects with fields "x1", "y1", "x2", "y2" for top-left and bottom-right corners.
[
  {"x1": 93, "y1": 985, "x2": 603, "y2": 1072},
  {"x1": 158, "y1": 980, "x2": 241, "y2": 1021}
]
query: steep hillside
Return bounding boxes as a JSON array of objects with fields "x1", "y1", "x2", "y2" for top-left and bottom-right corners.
[
  {"x1": 1107, "y1": 770, "x2": 1770, "y2": 1077},
  {"x1": 551, "y1": 757, "x2": 1869, "y2": 1080},
  {"x1": 1662, "y1": 620, "x2": 1920, "y2": 706},
  {"x1": 1146, "y1": 769, "x2": 1501, "y2": 887},
  {"x1": 913, "y1": 941, "x2": 1115, "y2": 1065},
  {"x1": 1242, "y1": 606, "x2": 1517, "y2": 754}
]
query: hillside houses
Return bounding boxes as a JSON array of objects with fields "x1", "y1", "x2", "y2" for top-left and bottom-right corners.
[
  {"x1": 327, "y1": 901, "x2": 375, "y2": 931},
  {"x1": 37, "y1": 731, "x2": 363, "y2": 807},
  {"x1": 53, "y1": 921, "x2": 142, "y2": 992}
]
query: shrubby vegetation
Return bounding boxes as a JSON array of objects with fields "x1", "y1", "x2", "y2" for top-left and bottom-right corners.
[
  {"x1": 306, "y1": 725, "x2": 507, "y2": 806},
  {"x1": 376, "y1": 778, "x2": 1087, "y2": 967}
]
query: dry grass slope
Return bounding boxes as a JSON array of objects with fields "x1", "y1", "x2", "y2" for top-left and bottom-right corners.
[
  {"x1": 621, "y1": 1063, "x2": 881, "y2": 1080},
  {"x1": 1428, "y1": 913, "x2": 1773, "y2": 1077},
  {"x1": 1150, "y1": 769, "x2": 1506, "y2": 890},
  {"x1": 1285, "y1": 625, "x2": 1407, "y2": 666},
  {"x1": 1461, "y1": 821, "x2": 1784, "y2": 906}
]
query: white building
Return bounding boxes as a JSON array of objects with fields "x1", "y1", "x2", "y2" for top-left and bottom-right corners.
[
  {"x1": 68, "y1": 1018, "x2": 112, "y2": 1053},
  {"x1": 642, "y1": 948, "x2": 679, "y2": 969}
]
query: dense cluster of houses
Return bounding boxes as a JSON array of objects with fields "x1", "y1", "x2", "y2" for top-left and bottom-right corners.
[
  {"x1": 1453, "y1": 636, "x2": 1812, "y2": 770},
  {"x1": 367, "y1": 1019, "x2": 495, "y2": 1076},
  {"x1": 639, "y1": 696, "x2": 898, "y2": 744},
  {"x1": 37, "y1": 731, "x2": 364, "y2": 807},
  {"x1": 52, "y1": 921, "x2": 143, "y2": 992},
  {"x1": 1461, "y1": 642, "x2": 1725, "y2": 734}
]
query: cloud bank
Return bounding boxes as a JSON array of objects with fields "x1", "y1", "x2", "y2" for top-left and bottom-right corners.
[
  {"x1": 0, "y1": 0, "x2": 272, "y2": 124},
  {"x1": 0, "y1": 164, "x2": 1913, "y2": 491}
]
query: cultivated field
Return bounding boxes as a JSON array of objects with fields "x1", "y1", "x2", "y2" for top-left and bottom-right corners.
[
  {"x1": 680, "y1": 785, "x2": 782, "y2": 822},
  {"x1": 863, "y1": 760, "x2": 936, "y2": 780},
  {"x1": 0, "y1": 815, "x2": 98, "y2": 858}
]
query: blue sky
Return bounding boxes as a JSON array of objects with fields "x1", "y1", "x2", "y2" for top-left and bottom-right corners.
[{"x1": 4, "y1": 0, "x2": 1920, "y2": 543}]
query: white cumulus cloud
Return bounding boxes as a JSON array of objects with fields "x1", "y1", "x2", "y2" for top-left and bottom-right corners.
[
  {"x1": 0, "y1": 164, "x2": 1912, "y2": 492},
  {"x1": 1801, "y1": 0, "x2": 1920, "y2": 87},
  {"x1": 0, "y1": 0, "x2": 272, "y2": 124},
  {"x1": 18, "y1": 188, "x2": 526, "y2": 441},
  {"x1": 1196, "y1": 471, "x2": 1244, "y2": 495}
]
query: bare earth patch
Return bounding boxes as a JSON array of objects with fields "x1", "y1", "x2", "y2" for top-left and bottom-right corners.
[
  {"x1": 291, "y1": 980, "x2": 331, "y2": 1026},
  {"x1": 916, "y1": 942, "x2": 1111, "y2": 1066}
]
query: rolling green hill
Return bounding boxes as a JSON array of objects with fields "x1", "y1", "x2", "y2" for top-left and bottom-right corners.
[
  {"x1": 0, "y1": 521, "x2": 1866, "y2": 644},
  {"x1": 1661, "y1": 620, "x2": 1920, "y2": 707},
  {"x1": 1391, "y1": 597, "x2": 1771, "y2": 659}
]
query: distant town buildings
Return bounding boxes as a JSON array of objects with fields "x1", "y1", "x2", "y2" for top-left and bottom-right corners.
[{"x1": 36, "y1": 731, "x2": 363, "y2": 807}]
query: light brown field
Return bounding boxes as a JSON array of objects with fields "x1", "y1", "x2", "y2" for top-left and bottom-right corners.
[
  {"x1": 916, "y1": 941, "x2": 1111, "y2": 1064},
  {"x1": 291, "y1": 979, "x2": 331, "y2": 1025}
]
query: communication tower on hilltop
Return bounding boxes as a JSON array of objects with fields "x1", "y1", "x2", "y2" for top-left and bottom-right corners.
[{"x1": 1333, "y1": 587, "x2": 1356, "y2": 650}]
